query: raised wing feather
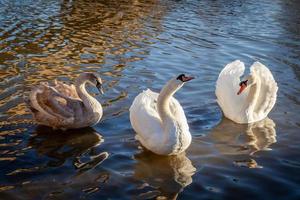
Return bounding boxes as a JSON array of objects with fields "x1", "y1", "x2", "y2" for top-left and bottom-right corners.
[
  {"x1": 129, "y1": 89, "x2": 162, "y2": 143},
  {"x1": 216, "y1": 60, "x2": 248, "y2": 121},
  {"x1": 28, "y1": 82, "x2": 81, "y2": 127},
  {"x1": 36, "y1": 83, "x2": 75, "y2": 117},
  {"x1": 250, "y1": 62, "x2": 278, "y2": 117},
  {"x1": 169, "y1": 97, "x2": 189, "y2": 132},
  {"x1": 53, "y1": 80, "x2": 80, "y2": 99}
]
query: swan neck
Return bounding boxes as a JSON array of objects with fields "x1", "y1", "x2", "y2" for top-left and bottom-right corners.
[
  {"x1": 157, "y1": 80, "x2": 179, "y2": 122},
  {"x1": 75, "y1": 77, "x2": 98, "y2": 111},
  {"x1": 247, "y1": 77, "x2": 261, "y2": 113}
]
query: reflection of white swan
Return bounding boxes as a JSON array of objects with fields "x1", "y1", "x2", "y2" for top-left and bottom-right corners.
[
  {"x1": 216, "y1": 60, "x2": 278, "y2": 123},
  {"x1": 130, "y1": 74, "x2": 194, "y2": 155},
  {"x1": 134, "y1": 151, "x2": 196, "y2": 199},
  {"x1": 209, "y1": 118, "x2": 276, "y2": 155},
  {"x1": 26, "y1": 73, "x2": 104, "y2": 130}
]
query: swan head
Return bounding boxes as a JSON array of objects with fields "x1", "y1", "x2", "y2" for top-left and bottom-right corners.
[
  {"x1": 167, "y1": 74, "x2": 194, "y2": 91},
  {"x1": 176, "y1": 74, "x2": 195, "y2": 83},
  {"x1": 78, "y1": 72, "x2": 104, "y2": 94},
  {"x1": 237, "y1": 74, "x2": 256, "y2": 95}
]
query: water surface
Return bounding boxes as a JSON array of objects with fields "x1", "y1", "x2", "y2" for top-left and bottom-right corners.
[{"x1": 0, "y1": 0, "x2": 299, "y2": 199}]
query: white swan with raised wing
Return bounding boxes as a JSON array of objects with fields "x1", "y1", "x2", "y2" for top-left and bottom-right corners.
[
  {"x1": 26, "y1": 72, "x2": 104, "y2": 130},
  {"x1": 130, "y1": 74, "x2": 194, "y2": 155},
  {"x1": 216, "y1": 60, "x2": 278, "y2": 124}
]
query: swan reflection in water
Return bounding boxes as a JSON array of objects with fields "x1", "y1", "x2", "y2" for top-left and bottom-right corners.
[
  {"x1": 28, "y1": 126, "x2": 108, "y2": 170},
  {"x1": 134, "y1": 151, "x2": 196, "y2": 199},
  {"x1": 209, "y1": 117, "x2": 276, "y2": 157},
  {"x1": 3, "y1": 127, "x2": 109, "y2": 199}
]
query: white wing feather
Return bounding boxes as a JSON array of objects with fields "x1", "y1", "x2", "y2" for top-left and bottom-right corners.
[
  {"x1": 216, "y1": 60, "x2": 278, "y2": 123},
  {"x1": 216, "y1": 60, "x2": 248, "y2": 122},
  {"x1": 129, "y1": 89, "x2": 188, "y2": 151},
  {"x1": 130, "y1": 89, "x2": 162, "y2": 144},
  {"x1": 250, "y1": 62, "x2": 278, "y2": 118}
]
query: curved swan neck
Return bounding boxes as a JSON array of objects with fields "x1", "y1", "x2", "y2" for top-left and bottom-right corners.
[
  {"x1": 157, "y1": 79, "x2": 182, "y2": 122},
  {"x1": 247, "y1": 75, "x2": 261, "y2": 113},
  {"x1": 75, "y1": 75, "x2": 101, "y2": 111}
]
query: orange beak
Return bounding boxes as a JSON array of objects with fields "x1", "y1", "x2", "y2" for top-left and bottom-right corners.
[{"x1": 237, "y1": 84, "x2": 247, "y2": 95}]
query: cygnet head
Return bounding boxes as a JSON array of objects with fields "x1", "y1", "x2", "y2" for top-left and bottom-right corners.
[{"x1": 78, "y1": 72, "x2": 104, "y2": 94}]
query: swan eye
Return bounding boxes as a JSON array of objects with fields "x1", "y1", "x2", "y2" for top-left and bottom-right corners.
[
  {"x1": 176, "y1": 74, "x2": 185, "y2": 81},
  {"x1": 239, "y1": 80, "x2": 248, "y2": 86},
  {"x1": 96, "y1": 80, "x2": 101, "y2": 87},
  {"x1": 176, "y1": 74, "x2": 194, "y2": 82}
]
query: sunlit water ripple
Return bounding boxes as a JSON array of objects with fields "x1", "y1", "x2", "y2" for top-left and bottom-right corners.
[{"x1": 0, "y1": 0, "x2": 299, "y2": 199}]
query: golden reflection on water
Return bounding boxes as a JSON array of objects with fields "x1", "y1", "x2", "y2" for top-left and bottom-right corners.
[
  {"x1": 0, "y1": 0, "x2": 164, "y2": 123},
  {"x1": 25, "y1": 0, "x2": 162, "y2": 77},
  {"x1": 0, "y1": 0, "x2": 166, "y2": 197},
  {"x1": 134, "y1": 151, "x2": 196, "y2": 199},
  {"x1": 1, "y1": 0, "x2": 298, "y2": 198}
]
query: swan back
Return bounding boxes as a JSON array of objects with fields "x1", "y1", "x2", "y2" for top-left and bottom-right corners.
[
  {"x1": 28, "y1": 83, "x2": 76, "y2": 128},
  {"x1": 53, "y1": 80, "x2": 80, "y2": 99}
]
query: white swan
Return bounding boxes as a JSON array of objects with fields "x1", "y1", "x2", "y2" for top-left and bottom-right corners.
[
  {"x1": 129, "y1": 74, "x2": 194, "y2": 155},
  {"x1": 216, "y1": 60, "x2": 278, "y2": 124},
  {"x1": 26, "y1": 72, "x2": 104, "y2": 130}
]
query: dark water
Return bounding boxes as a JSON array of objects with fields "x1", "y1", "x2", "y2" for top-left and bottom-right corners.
[{"x1": 0, "y1": 0, "x2": 300, "y2": 199}]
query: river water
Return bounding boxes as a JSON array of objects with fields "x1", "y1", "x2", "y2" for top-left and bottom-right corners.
[{"x1": 0, "y1": 0, "x2": 299, "y2": 199}]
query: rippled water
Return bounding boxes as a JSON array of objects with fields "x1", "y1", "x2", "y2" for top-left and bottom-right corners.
[{"x1": 0, "y1": 0, "x2": 299, "y2": 199}]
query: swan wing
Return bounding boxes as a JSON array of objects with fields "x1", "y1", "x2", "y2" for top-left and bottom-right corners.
[
  {"x1": 130, "y1": 89, "x2": 189, "y2": 152},
  {"x1": 250, "y1": 62, "x2": 278, "y2": 117},
  {"x1": 28, "y1": 85, "x2": 58, "y2": 121},
  {"x1": 53, "y1": 80, "x2": 80, "y2": 99},
  {"x1": 129, "y1": 89, "x2": 162, "y2": 143},
  {"x1": 169, "y1": 97, "x2": 189, "y2": 132},
  {"x1": 216, "y1": 60, "x2": 248, "y2": 122},
  {"x1": 28, "y1": 82, "x2": 79, "y2": 126}
]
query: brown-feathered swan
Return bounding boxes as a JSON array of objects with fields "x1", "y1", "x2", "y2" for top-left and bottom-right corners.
[{"x1": 26, "y1": 72, "x2": 104, "y2": 130}]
